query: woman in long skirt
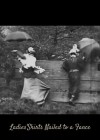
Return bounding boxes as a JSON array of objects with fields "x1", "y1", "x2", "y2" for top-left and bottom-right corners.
[{"x1": 12, "y1": 47, "x2": 50, "y2": 105}]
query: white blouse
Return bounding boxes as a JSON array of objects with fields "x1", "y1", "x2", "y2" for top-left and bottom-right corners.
[
  {"x1": 18, "y1": 53, "x2": 45, "y2": 74},
  {"x1": 18, "y1": 54, "x2": 36, "y2": 69}
]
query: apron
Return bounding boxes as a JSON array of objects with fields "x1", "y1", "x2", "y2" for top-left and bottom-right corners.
[
  {"x1": 21, "y1": 77, "x2": 50, "y2": 105},
  {"x1": 21, "y1": 67, "x2": 50, "y2": 105}
]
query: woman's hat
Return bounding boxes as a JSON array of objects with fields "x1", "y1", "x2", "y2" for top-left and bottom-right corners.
[
  {"x1": 69, "y1": 49, "x2": 77, "y2": 55},
  {"x1": 69, "y1": 44, "x2": 80, "y2": 55},
  {"x1": 28, "y1": 47, "x2": 35, "y2": 53}
]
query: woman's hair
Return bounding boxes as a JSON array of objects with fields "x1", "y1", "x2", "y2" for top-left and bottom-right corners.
[{"x1": 27, "y1": 50, "x2": 36, "y2": 57}]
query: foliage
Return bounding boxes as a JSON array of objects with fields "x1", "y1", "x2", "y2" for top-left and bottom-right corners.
[
  {"x1": 0, "y1": 96, "x2": 99, "y2": 114},
  {"x1": 0, "y1": 26, "x2": 99, "y2": 61}
]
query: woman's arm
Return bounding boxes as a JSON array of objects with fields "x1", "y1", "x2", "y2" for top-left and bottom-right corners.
[{"x1": 11, "y1": 50, "x2": 26, "y2": 59}]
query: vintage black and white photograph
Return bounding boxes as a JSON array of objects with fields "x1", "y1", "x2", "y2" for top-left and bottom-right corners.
[{"x1": 0, "y1": 26, "x2": 100, "y2": 114}]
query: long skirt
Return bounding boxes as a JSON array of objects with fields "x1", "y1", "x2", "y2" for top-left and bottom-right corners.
[
  {"x1": 68, "y1": 71, "x2": 80, "y2": 100},
  {"x1": 21, "y1": 78, "x2": 50, "y2": 105}
]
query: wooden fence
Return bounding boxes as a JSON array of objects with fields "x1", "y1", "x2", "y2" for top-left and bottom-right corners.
[{"x1": 14, "y1": 60, "x2": 100, "y2": 103}]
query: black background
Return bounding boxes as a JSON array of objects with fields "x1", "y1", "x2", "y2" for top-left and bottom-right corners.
[
  {"x1": 0, "y1": 114, "x2": 99, "y2": 138},
  {"x1": 0, "y1": 4, "x2": 100, "y2": 138}
]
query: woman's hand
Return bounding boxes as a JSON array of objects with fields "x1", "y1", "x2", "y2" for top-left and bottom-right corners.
[
  {"x1": 11, "y1": 50, "x2": 17, "y2": 52},
  {"x1": 19, "y1": 68, "x2": 23, "y2": 73}
]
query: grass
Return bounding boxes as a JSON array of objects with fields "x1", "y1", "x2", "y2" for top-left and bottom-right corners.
[{"x1": 0, "y1": 97, "x2": 100, "y2": 114}]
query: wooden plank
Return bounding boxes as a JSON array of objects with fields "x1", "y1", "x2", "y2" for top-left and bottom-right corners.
[
  {"x1": 0, "y1": 76, "x2": 100, "y2": 103},
  {"x1": 15, "y1": 60, "x2": 100, "y2": 80},
  {"x1": 43, "y1": 79, "x2": 100, "y2": 91},
  {"x1": 15, "y1": 69, "x2": 100, "y2": 82},
  {"x1": 12, "y1": 60, "x2": 100, "y2": 92},
  {"x1": 11, "y1": 77, "x2": 100, "y2": 91},
  {"x1": 15, "y1": 60, "x2": 97, "y2": 79},
  {"x1": 1, "y1": 60, "x2": 100, "y2": 103},
  {"x1": 2, "y1": 60, "x2": 100, "y2": 92},
  {"x1": 91, "y1": 81, "x2": 100, "y2": 91},
  {"x1": 49, "y1": 91, "x2": 100, "y2": 103},
  {"x1": 0, "y1": 76, "x2": 92, "y2": 91},
  {"x1": 15, "y1": 60, "x2": 91, "y2": 71},
  {"x1": 28, "y1": 79, "x2": 91, "y2": 91},
  {"x1": 15, "y1": 69, "x2": 92, "y2": 80},
  {"x1": 90, "y1": 72, "x2": 100, "y2": 80},
  {"x1": 15, "y1": 60, "x2": 64, "y2": 70},
  {"x1": 15, "y1": 60, "x2": 91, "y2": 80}
]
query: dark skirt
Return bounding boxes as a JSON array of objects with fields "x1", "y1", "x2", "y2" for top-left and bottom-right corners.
[
  {"x1": 68, "y1": 71, "x2": 80, "y2": 99},
  {"x1": 22, "y1": 67, "x2": 37, "y2": 78}
]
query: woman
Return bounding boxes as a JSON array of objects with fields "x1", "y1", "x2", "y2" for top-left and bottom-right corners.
[
  {"x1": 12, "y1": 47, "x2": 50, "y2": 105},
  {"x1": 62, "y1": 44, "x2": 87, "y2": 105}
]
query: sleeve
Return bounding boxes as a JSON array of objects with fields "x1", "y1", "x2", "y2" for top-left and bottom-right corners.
[
  {"x1": 62, "y1": 59, "x2": 70, "y2": 72},
  {"x1": 16, "y1": 51, "x2": 26, "y2": 59},
  {"x1": 30, "y1": 56, "x2": 36, "y2": 68},
  {"x1": 77, "y1": 54, "x2": 87, "y2": 71}
]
